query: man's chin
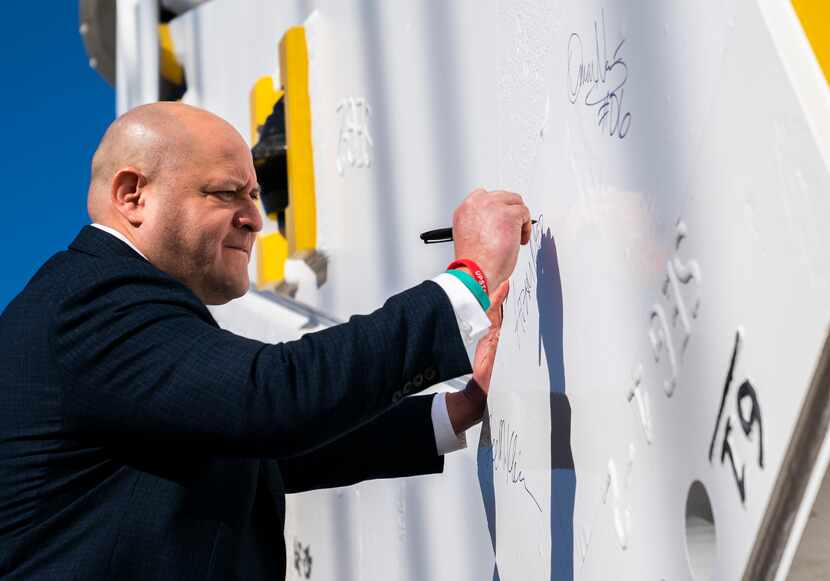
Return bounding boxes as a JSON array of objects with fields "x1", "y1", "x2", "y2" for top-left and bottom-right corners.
[{"x1": 202, "y1": 277, "x2": 249, "y2": 305}]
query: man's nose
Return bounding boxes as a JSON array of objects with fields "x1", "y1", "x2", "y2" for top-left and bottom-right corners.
[{"x1": 234, "y1": 199, "x2": 263, "y2": 233}]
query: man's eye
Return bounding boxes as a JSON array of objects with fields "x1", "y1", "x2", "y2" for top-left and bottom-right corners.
[{"x1": 214, "y1": 191, "x2": 236, "y2": 202}]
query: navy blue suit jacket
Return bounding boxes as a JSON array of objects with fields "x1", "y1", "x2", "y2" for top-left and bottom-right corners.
[{"x1": 0, "y1": 226, "x2": 471, "y2": 580}]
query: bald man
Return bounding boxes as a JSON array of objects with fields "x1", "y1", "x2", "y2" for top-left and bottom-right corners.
[{"x1": 0, "y1": 103, "x2": 530, "y2": 580}]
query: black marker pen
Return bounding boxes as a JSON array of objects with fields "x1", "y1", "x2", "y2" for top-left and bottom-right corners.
[{"x1": 420, "y1": 220, "x2": 537, "y2": 244}]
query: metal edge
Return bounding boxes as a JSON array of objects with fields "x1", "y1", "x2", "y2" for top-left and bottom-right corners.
[
  {"x1": 250, "y1": 289, "x2": 342, "y2": 329},
  {"x1": 79, "y1": 0, "x2": 116, "y2": 86},
  {"x1": 742, "y1": 329, "x2": 830, "y2": 580}
]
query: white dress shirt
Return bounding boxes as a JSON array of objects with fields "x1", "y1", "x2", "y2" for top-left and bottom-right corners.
[
  {"x1": 90, "y1": 223, "x2": 490, "y2": 455},
  {"x1": 91, "y1": 223, "x2": 149, "y2": 260}
]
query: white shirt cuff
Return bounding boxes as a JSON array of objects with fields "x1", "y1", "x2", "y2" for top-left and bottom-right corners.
[
  {"x1": 431, "y1": 392, "x2": 467, "y2": 454},
  {"x1": 431, "y1": 272, "x2": 491, "y2": 365}
]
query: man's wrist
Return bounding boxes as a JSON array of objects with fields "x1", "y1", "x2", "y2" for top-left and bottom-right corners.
[
  {"x1": 431, "y1": 392, "x2": 467, "y2": 454},
  {"x1": 446, "y1": 269, "x2": 490, "y2": 311},
  {"x1": 445, "y1": 379, "x2": 486, "y2": 434},
  {"x1": 450, "y1": 257, "x2": 499, "y2": 296}
]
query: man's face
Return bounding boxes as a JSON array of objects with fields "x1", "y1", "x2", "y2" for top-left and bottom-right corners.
[{"x1": 141, "y1": 123, "x2": 263, "y2": 304}]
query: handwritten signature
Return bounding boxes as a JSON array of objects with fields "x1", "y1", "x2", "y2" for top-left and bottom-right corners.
[
  {"x1": 292, "y1": 538, "x2": 313, "y2": 579},
  {"x1": 567, "y1": 10, "x2": 631, "y2": 139},
  {"x1": 490, "y1": 414, "x2": 543, "y2": 512},
  {"x1": 512, "y1": 215, "x2": 545, "y2": 341}
]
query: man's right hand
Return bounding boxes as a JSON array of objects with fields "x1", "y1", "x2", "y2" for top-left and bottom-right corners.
[{"x1": 452, "y1": 188, "x2": 531, "y2": 291}]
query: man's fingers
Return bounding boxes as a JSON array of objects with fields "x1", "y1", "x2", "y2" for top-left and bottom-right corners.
[
  {"x1": 521, "y1": 219, "x2": 532, "y2": 245},
  {"x1": 517, "y1": 204, "x2": 532, "y2": 244},
  {"x1": 488, "y1": 190, "x2": 524, "y2": 206},
  {"x1": 504, "y1": 205, "x2": 529, "y2": 220},
  {"x1": 471, "y1": 188, "x2": 526, "y2": 209},
  {"x1": 504, "y1": 205, "x2": 531, "y2": 243},
  {"x1": 490, "y1": 280, "x2": 510, "y2": 307},
  {"x1": 487, "y1": 280, "x2": 510, "y2": 327}
]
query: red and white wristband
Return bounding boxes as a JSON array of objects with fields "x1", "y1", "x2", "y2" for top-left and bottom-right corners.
[{"x1": 446, "y1": 259, "x2": 489, "y2": 295}]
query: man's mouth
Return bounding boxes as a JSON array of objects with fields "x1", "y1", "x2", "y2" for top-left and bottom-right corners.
[{"x1": 225, "y1": 245, "x2": 250, "y2": 256}]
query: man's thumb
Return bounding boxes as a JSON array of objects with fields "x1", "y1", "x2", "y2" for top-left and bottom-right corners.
[{"x1": 489, "y1": 280, "x2": 510, "y2": 308}]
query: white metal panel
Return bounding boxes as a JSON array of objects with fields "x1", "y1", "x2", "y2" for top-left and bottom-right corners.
[
  {"x1": 116, "y1": 0, "x2": 159, "y2": 114},
  {"x1": 125, "y1": 0, "x2": 830, "y2": 579}
]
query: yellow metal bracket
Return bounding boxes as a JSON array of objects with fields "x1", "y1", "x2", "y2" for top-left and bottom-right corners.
[
  {"x1": 250, "y1": 26, "x2": 322, "y2": 293},
  {"x1": 256, "y1": 230, "x2": 289, "y2": 290},
  {"x1": 792, "y1": 0, "x2": 830, "y2": 86},
  {"x1": 159, "y1": 23, "x2": 186, "y2": 100},
  {"x1": 280, "y1": 26, "x2": 317, "y2": 255},
  {"x1": 250, "y1": 76, "x2": 288, "y2": 288},
  {"x1": 250, "y1": 77, "x2": 284, "y2": 149}
]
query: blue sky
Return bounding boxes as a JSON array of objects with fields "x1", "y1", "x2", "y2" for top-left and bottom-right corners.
[{"x1": 0, "y1": 2, "x2": 114, "y2": 310}]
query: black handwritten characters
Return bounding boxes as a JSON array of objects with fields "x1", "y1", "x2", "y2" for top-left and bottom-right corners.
[
  {"x1": 488, "y1": 414, "x2": 543, "y2": 512},
  {"x1": 485, "y1": 222, "x2": 575, "y2": 581},
  {"x1": 476, "y1": 413, "x2": 542, "y2": 581},
  {"x1": 512, "y1": 215, "x2": 546, "y2": 342},
  {"x1": 567, "y1": 9, "x2": 631, "y2": 139},
  {"x1": 709, "y1": 331, "x2": 764, "y2": 504},
  {"x1": 293, "y1": 539, "x2": 313, "y2": 579}
]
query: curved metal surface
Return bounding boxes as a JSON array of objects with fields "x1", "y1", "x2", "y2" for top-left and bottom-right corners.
[
  {"x1": 161, "y1": 0, "x2": 212, "y2": 16},
  {"x1": 79, "y1": 0, "x2": 116, "y2": 86}
]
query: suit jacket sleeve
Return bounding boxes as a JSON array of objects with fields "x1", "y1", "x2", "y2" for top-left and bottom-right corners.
[
  {"x1": 52, "y1": 264, "x2": 471, "y2": 459},
  {"x1": 279, "y1": 394, "x2": 443, "y2": 493}
]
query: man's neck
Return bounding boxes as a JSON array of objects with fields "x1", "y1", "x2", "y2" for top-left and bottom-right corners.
[{"x1": 90, "y1": 223, "x2": 148, "y2": 261}]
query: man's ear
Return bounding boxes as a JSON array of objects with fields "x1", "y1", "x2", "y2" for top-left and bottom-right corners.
[{"x1": 111, "y1": 167, "x2": 147, "y2": 226}]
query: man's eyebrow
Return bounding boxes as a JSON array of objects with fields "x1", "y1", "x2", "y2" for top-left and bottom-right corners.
[{"x1": 205, "y1": 177, "x2": 245, "y2": 191}]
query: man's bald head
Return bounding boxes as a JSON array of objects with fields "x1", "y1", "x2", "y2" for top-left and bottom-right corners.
[
  {"x1": 88, "y1": 102, "x2": 238, "y2": 222},
  {"x1": 86, "y1": 102, "x2": 262, "y2": 304}
]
